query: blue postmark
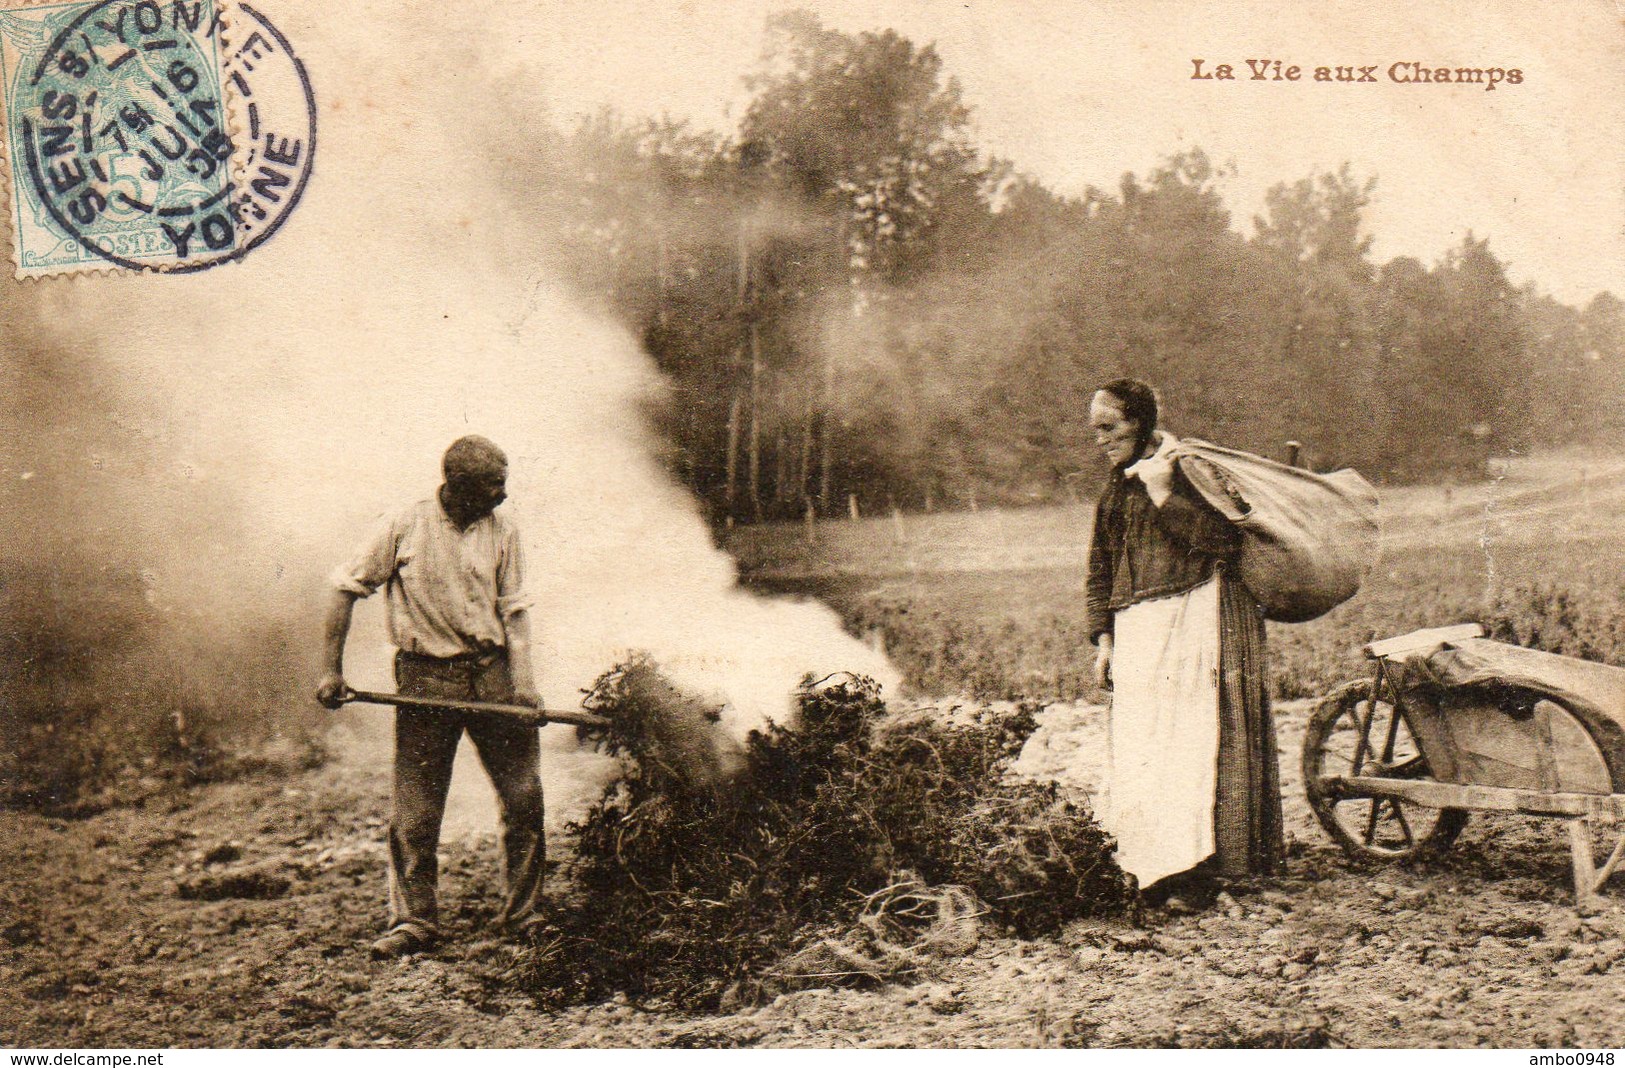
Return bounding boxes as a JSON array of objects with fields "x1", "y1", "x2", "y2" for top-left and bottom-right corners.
[{"x1": 0, "y1": 0, "x2": 314, "y2": 276}]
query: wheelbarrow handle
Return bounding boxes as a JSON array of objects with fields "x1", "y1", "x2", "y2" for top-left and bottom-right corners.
[{"x1": 340, "y1": 689, "x2": 612, "y2": 730}]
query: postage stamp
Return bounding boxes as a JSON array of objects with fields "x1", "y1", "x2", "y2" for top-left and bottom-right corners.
[{"x1": 0, "y1": 0, "x2": 313, "y2": 278}]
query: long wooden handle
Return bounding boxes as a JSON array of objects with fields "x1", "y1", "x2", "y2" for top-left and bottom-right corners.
[{"x1": 342, "y1": 689, "x2": 612, "y2": 730}]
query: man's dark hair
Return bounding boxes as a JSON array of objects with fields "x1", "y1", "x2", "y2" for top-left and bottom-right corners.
[
  {"x1": 443, "y1": 435, "x2": 507, "y2": 482},
  {"x1": 1096, "y1": 378, "x2": 1159, "y2": 456}
]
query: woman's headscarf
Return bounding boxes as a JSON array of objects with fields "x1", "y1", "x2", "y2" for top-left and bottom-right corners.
[{"x1": 1097, "y1": 378, "x2": 1159, "y2": 463}]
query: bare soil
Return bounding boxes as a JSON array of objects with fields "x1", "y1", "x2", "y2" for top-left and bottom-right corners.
[{"x1": 3, "y1": 699, "x2": 1623, "y2": 1048}]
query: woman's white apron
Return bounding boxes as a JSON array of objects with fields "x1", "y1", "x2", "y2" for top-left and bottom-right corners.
[{"x1": 1101, "y1": 575, "x2": 1221, "y2": 887}]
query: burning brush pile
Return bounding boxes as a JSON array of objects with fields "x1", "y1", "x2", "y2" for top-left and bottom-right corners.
[{"x1": 514, "y1": 659, "x2": 1127, "y2": 1010}]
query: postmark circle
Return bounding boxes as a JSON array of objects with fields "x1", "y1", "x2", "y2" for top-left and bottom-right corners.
[{"x1": 12, "y1": 0, "x2": 315, "y2": 273}]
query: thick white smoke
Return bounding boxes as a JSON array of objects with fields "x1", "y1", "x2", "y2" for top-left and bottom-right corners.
[{"x1": 5, "y1": 0, "x2": 896, "y2": 828}]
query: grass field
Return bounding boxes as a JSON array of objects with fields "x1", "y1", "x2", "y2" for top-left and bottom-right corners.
[{"x1": 728, "y1": 450, "x2": 1625, "y2": 703}]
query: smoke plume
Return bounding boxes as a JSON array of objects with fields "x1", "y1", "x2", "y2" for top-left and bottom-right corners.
[{"x1": 0, "y1": 2, "x2": 895, "y2": 820}]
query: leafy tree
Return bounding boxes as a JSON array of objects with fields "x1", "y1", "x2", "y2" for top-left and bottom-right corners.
[
  {"x1": 1581, "y1": 292, "x2": 1625, "y2": 441},
  {"x1": 1517, "y1": 287, "x2": 1590, "y2": 445},
  {"x1": 1250, "y1": 165, "x2": 1381, "y2": 470},
  {"x1": 739, "y1": 10, "x2": 998, "y2": 513},
  {"x1": 1254, "y1": 164, "x2": 1376, "y2": 272},
  {"x1": 741, "y1": 10, "x2": 985, "y2": 284},
  {"x1": 533, "y1": 18, "x2": 1610, "y2": 516}
]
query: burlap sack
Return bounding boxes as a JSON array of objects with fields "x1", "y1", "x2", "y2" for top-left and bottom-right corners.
[{"x1": 1172, "y1": 438, "x2": 1380, "y2": 623}]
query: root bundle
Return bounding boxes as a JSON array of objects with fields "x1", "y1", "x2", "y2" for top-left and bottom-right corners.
[{"x1": 512, "y1": 661, "x2": 1127, "y2": 1009}]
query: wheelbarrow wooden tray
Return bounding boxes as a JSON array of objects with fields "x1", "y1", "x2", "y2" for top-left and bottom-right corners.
[
  {"x1": 1308, "y1": 625, "x2": 1625, "y2": 908},
  {"x1": 1398, "y1": 636, "x2": 1625, "y2": 792}
]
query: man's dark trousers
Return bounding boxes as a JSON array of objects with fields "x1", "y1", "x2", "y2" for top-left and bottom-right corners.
[{"x1": 387, "y1": 649, "x2": 546, "y2": 940}]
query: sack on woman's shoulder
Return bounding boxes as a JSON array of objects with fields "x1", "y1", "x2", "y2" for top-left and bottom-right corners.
[{"x1": 1171, "y1": 438, "x2": 1380, "y2": 624}]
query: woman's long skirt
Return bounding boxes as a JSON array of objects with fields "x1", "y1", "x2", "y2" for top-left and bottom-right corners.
[{"x1": 1102, "y1": 571, "x2": 1284, "y2": 887}]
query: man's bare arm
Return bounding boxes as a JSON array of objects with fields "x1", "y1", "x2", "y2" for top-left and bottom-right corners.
[
  {"x1": 315, "y1": 589, "x2": 360, "y2": 708},
  {"x1": 504, "y1": 608, "x2": 542, "y2": 710}
]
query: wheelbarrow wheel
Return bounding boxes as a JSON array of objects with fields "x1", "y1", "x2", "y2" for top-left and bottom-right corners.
[{"x1": 1304, "y1": 679, "x2": 1468, "y2": 862}]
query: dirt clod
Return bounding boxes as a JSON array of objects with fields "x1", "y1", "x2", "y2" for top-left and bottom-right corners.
[
  {"x1": 175, "y1": 865, "x2": 292, "y2": 901},
  {"x1": 201, "y1": 842, "x2": 244, "y2": 865}
]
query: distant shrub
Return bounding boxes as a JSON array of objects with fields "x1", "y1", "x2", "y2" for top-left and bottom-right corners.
[{"x1": 1484, "y1": 583, "x2": 1625, "y2": 664}]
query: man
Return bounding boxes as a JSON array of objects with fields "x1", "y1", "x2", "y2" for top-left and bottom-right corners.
[{"x1": 316, "y1": 435, "x2": 546, "y2": 959}]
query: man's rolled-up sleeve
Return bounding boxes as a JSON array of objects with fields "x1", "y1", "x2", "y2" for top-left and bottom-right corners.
[
  {"x1": 329, "y1": 513, "x2": 400, "y2": 597},
  {"x1": 496, "y1": 524, "x2": 532, "y2": 618}
]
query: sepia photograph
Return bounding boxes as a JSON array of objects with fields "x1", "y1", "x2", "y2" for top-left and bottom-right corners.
[{"x1": 2, "y1": 0, "x2": 1623, "y2": 1050}]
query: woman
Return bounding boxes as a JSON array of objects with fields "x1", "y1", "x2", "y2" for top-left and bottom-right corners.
[{"x1": 1084, "y1": 379, "x2": 1283, "y2": 905}]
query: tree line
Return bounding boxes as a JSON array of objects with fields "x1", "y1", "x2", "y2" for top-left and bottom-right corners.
[{"x1": 539, "y1": 10, "x2": 1625, "y2": 521}]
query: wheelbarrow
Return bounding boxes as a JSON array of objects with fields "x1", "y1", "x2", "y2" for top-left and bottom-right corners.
[{"x1": 1304, "y1": 623, "x2": 1625, "y2": 909}]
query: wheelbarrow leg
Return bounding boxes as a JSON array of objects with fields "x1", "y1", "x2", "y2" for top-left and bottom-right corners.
[
  {"x1": 1592, "y1": 823, "x2": 1625, "y2": 893},
  {"x1": 1568, "y1": 820, "x2": 1597, "y2": 912},
  {"x1": 1568, "y1": 819, "x2": 1602, "y2": 913},
  {"x1": 1568, "y1": 817, "x2": 1625, "y2": 912}
]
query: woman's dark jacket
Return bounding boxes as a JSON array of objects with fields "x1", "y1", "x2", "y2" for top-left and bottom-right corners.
[{"x1": 1085, "y1": 465, "x2": 1242, "y2": 644}]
